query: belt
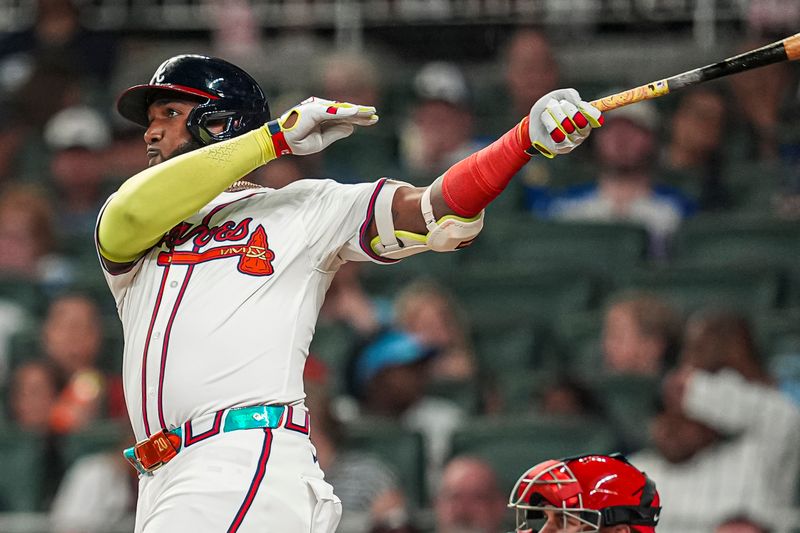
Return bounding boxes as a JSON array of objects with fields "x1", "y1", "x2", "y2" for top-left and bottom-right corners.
[{"x1": 124, "y1": 404, "x2": 287, "y2": 475}]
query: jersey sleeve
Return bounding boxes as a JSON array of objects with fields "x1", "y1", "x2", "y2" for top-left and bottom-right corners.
[
  {"x1": 298, "y1": 178, "x2": 402, "y2": 268},
  {"x1": 94, "y1": 194, "x2": 146, "y2": 309}
]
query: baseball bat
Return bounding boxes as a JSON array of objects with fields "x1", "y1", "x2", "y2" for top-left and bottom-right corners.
[{"x1": 590, "y1": 32, "x2": 800, "y2": 112}]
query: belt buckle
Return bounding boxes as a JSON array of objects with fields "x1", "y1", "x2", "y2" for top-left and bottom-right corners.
[{"x1": 128, "y1": 429, "x2": 181, "y2": 475}]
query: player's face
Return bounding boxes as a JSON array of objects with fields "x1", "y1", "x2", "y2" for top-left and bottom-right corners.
[
  {"x1": 144, "y1": 99, "x2": 201, "y2": 166},
  {"x1": 535, "y1": 509, "x2": 591, "y2": 532}
]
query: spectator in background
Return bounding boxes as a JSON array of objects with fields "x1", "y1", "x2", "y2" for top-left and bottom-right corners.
[
  {"x1": 499, "y1": 29, "x2": 584, "y2": 212},
  {"x1": 42, "y1": 293, "x2": 125, "y2": 433},
  {"x1": 535, "y1": 374, "x2": 606, "y2": 418},
  {"x1": 399, "y1": 62, "x2": 485, "y2": 184},
  {"x1": 602, "y1": 291, "x2": 682, "y2": 377},
  {"x1": 317, "y1": 52, "x2": 399, "y2": 183},
  {"x1": 662, "y1": 87, "x2": 731, "y2": 210},
  {"x1": 504, "y1": 29, "x2": 559, "y2": 120},
  {"x1": 49, "y1": 426, "x2": 137, "y2": 533},
  {"x1": 6, "y1": 359, "x2": 64, "y2": 433},
  {"x1": 434, "y1": 456, "x2": 508, "y2": 533},
  {"x1": 44, "y1": 105, "x2": 113, "y2": 237},
  {"x1": 728, "y1": 40, "x2": 800, "y2": 162},
  {"x1": 348, "y1": 330, "x2": 465, "y2": 480},
  {"x1": 0, "y1": 0, "x2": 118, "y2": 93},
  {"x1": 305, "y1": 381, "x2": 409, "y2": 533},
  {"x1": 526, "y1": 100, "x2": 696, "y2": 258},
  {"x1": 631, "y1": 309, "x2": 800, "y2": 533},
  {"x1": 747, "y1": 0, "x2": 800, "y2": 39},
  {"x1": 0, "y1": 184, "x2": 73, "y2": 290},
  {"x1": 715, "y1": 515, "x2": 772, "y2": 533},
  {"x1": 319, "y1": 261, "x2": 386, "y2": 339},
  {"x1": 394, "y1": 280, "x2": 476, "y2": 383},
  {"x1": 249, "y1": 156, "x2": 307, "y2": 189}
]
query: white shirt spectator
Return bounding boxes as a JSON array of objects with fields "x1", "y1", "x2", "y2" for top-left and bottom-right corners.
[
  {"x1": 631, "y1": 369, "x2": 800, "y2": 533},
  {"x1": 50, "y1": 453, "x2": 135, "y2": 533}
]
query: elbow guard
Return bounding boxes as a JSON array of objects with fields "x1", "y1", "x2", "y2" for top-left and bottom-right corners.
[{"x1": 370, "y1": 177, "x2": 484, "y2": 260}]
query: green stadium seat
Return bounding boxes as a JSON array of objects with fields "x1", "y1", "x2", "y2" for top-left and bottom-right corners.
[
  {"x1": 344, "y1": 419, "x2": 427, "y2": 507},
  {"x1": 309, "y1": 322, "x2": 360, "y2": 393},
  {"x1": 471, "y1": 321, "x2": 553, "y2": 375},
  {"x1": 754, "y1": 309, "x2": 800, "y2": 361},
  {"x1": 449, "y1": 414, "x2": 617, "y2": 494},
  {"x1": 360, "y1": 252, "x2": 463, "y2": 298},
  {"x1": 468, "y1": 218, "x2": 650, "y2": 276},
  {"x1": 612, "y1": 266, "x2": 784, "y2": 315},
  {"x1": 672, "y1": 215, "x2": 800, "y2": 270},
  {"x1": 552, "y1": 311, "x2": 604, "y2": 371},
  {"x1": 491, "y1": 370, "x2": 553, "y2": 413},
  {"x1": 581, "y1": 373, "x2": 661, "y2": 450},
  {"x1": 0, "y1": 429, "x2": 47, "y2": 512},
  {"x1": 425, "y1": 378, "x2": 482, "y2": 414},
  {"x1": 0, "y1": 277, "x2": 46, "y2": 316},
  {"x1": 8, "y1": 322, "x2": 125, "y2": 375},
  {"x1": 61, "y1": 419, "x2": 129, "y2": 468},
  {"x1": 446, "y1": 265, "x2": 600, "y2": 326}
]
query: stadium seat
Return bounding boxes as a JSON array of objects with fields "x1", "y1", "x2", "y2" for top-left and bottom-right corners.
[
  {"x1": 490, "y1": 370, "x2": 553, "y2": 413},
  {"x1": 611, "y1": 266, "x2": 784, "y2": 315},
  {"x1": 425, "y1": 378, "x2": 482, "y2": 414},
  {"x1": 449, "y1": 414, "x2": 617, "y2": 494},
  {"x1": 0, "y1": 277, "x2": 46, "y2": 317},
  {"x1": 445, "y1": 265, "x2": 600, "y2": 326},
  {"x1": 309, "y1": 322, "x2": 361, "y2": 393},
  {"x1": 582, "y1": 373, "x2": 661, "y2": 450},
  {"x1": 344, "y1": 419, "x2": 427, "y2": 507},
  {"x1": 61, "y1": 419, "x2": 129, "y2": 468},
  {"x1": 360, "y1": 252, "x2": 463, "y2": 298},
  {"x1": 672, "y1": 215, "x2": 800, "y2": 271},
  {"x1": 471, "y1": 321, "x2": 554, "y2": 375},
  {"x1": 552, "y1": 311, "x2": 605, "y2": 371},
  {"x1": 467, "y1": 217, "x2": 650, "y2": 276},
  {"x1": 0, "y1": 429, "x2": 47, "y2": 512}
]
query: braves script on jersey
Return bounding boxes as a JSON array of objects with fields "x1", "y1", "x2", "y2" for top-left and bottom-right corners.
[{"x1": 97, "y1": 178, "x2": 393, "y2": 441}]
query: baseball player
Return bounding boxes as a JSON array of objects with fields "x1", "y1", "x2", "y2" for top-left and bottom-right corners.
[
  {"x1": 96, "y1": 54, "x2": 602, "y2": 532},
  {"x1": 508, "y1": 454, "x2": 661, "y2": 533}
]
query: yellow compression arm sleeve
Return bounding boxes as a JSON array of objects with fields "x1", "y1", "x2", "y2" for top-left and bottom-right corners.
[{"x1": 97, "y1": 127, "x2": 277, "y2": 263}]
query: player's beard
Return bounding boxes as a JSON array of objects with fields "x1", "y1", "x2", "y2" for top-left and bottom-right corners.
[{"x1": 168, "y1": 138, "x2": 204, "y2": 160}]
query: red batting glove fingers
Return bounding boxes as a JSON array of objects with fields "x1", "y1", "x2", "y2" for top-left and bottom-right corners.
[{"x1": 572, "y1": 111, "x2": 589, "y2": 129}]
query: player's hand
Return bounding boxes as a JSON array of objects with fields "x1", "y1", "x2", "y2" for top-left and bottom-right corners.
[
  {"x1": 527, "y1": 88, "x2": 603, "y2": 158},
  {"x1": 266, "y1": 96, "x2": 379, "y2": 156}
]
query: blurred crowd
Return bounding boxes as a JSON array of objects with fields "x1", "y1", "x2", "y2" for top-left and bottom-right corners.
[{"x1": 1, "y1": 1, "x2": 800, "y2": 533}]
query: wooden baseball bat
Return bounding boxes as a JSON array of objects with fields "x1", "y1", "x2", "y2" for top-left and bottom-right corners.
[{"x1": 590, "y1": 32, "x2": 800, "y2": 112}]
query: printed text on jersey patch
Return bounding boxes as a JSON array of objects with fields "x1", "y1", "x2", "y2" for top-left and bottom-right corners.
[{"x1": 157, "y1": 218, "x2": 275, "y2": 276}]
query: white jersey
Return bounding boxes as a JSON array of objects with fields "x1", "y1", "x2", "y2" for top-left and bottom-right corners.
[{"x1": 97, "y1": 178, "x2": 395, "y2": 442}]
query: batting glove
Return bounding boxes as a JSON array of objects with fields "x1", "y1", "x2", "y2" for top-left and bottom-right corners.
[
  {"x1": 527, "y1": 88, "x2": 603, "y2": 158},
  {"x1": 266, "y1": 96, "x2": 379, "y2": 157}
]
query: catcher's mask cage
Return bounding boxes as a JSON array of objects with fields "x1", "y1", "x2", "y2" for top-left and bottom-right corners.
[
  {"x1": 117, "y1": 54, "x2": 271, "y2": 146},
  {"x1": 508, "y1": 455, "x2": 661, "y2": 532}
]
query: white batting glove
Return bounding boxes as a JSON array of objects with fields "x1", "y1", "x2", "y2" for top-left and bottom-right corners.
[
  {"x1": 266, "y1": 96, "x2": 379, "y2": 156},
  {"x1": 527, "y1": 88, "x2": 603, "y2": 158}
]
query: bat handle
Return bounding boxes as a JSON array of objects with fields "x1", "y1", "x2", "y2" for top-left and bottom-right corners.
[
  {"x1": 784, "y1": 32, "x2": 800, "y2": 61},
  {"x1": 589, "y1": 79, "x2": 671, "y2": 112}
]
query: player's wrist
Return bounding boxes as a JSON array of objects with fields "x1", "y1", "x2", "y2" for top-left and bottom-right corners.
[
  {"x1": 265, "y1": 120, "x2": 293, "y2": 157},
  {"x1": 252, "y1": 123, "x2": 283, "y2": 164}
]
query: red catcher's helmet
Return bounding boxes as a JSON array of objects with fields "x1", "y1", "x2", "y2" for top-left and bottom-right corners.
[
  {"x1": 508, "y1": 454, "x2": 661, "y2": 532},
  {"x1": 116, "y1": 54, "x2": 270, "y2": 146}
]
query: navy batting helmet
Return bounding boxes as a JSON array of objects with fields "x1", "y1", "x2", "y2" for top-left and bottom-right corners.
[{"x1": 117, "y1": 54, "x2": 270, "y2": 145}]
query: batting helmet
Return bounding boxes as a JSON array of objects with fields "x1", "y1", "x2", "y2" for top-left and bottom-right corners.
[
  {"x1": 117, "y1": 54, "x2": 270, "y2": 145},
  {"x1": 509, "y1": 454, "x2": 661, "y2": 532}
]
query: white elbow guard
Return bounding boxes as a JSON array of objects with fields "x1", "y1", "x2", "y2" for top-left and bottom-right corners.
[{"x1": 370, "y1": 178, "x2": 484, "y2": 260}]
